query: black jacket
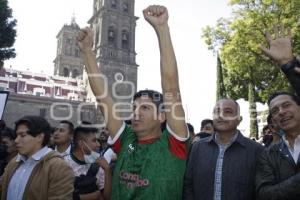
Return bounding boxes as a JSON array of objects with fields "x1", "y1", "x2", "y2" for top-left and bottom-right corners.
[
  {"x1": 255, "y1": 140, "x2": 300, "y2": 200},
  {"x1": 284, "y1": 68, "x2": 300, "y2": 97},
  {"x1": 183, "y1": 131, "x2": 263, "y2": 200}
]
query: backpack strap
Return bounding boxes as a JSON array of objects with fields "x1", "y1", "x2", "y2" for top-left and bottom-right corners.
[
  {"x1": 86, "y1": 163, "x2": 100, "y2": 177},
  {"x1": 100, "y1": 146, "x2": 111, "y2": 157}
]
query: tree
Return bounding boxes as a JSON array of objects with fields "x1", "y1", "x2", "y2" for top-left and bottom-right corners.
[
  {"x1": 0, "y1": 0, "x2": 17, "y2": 67},
  {"x1": 216, "y1": 53, "x2": 226, "y2": 101},
  {"x1": 248, "y1": 80, "x2": 258, "y2": 139},
  {"x1": 202, "y1": 0, "x2": 300, "y2": 137}
]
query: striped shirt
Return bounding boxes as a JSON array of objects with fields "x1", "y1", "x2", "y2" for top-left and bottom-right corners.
[{"x1": 214, "y1": 132, "x2": 238, "y2": 200}]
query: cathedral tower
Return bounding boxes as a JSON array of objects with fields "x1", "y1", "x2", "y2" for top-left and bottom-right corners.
[
  {"x1": 54, "y1": 17, "x2": 84, "y2": 78},
  {"x1": 88, "y1": 0, "x2": 138, "y2": 101}
]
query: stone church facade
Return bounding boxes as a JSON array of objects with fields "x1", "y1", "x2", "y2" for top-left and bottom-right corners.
[
  {"x1": 2, "y1": 0, "x2": 138, "y2": 128},
  {"x1": 87, "y1": 0, "x2": 138, "y2": 104}
]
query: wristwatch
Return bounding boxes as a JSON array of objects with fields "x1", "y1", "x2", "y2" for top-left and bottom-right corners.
[{"x1": 281, "y1": 57, "x2": 300, "y2": 74}]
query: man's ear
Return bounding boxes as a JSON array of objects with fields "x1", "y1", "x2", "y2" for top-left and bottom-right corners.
[
  {"x1": 238, "y1": 116, "x2": 243, "y2": 123},
  {"x1": 37, "y1": 133, "x2": 45, "y2": 145}
]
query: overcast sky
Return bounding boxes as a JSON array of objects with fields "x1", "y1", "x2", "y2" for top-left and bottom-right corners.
[{"x1": 6, "y1": 0, "x2": 266, "y2": 134}]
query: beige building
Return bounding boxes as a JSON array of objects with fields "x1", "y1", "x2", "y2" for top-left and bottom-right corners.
[{"x1": 2, "y1": 0, "x2": 138, "y2": 128}]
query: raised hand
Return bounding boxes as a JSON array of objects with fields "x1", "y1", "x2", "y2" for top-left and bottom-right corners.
[
  {"x1": 260, "y1": 25, "x2": 293, "y2": 66},
  {"x1": 76, "y1": 27, "x2": 94, "y2": 53},
  {"x1": 143, "y1": 5, "x2": 168, "y2": 30},
  {"x1": 96, "y1": 157, "x2": 111, "y2": 171}
]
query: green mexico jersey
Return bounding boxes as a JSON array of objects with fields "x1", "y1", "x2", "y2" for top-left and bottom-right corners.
[{"x1": 110, "y1": 124, "x2": 188, "y2": 200}]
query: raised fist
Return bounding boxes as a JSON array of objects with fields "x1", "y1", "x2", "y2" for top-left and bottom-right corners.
[{"x1": 143, "y1": 5, "x2": 169, "y2": 29}]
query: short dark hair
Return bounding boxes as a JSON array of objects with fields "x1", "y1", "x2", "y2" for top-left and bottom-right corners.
[
  {"x1": 133, "y1": 90, "x2": 164, "y2": 112},
  {"x1": 0, "y1": 127, "x2": 16, "y2": 141},
  {"x1": 0, "y1": 120, "x2": 6, "y2": 129},
  {"x1": 73, "y1": 122, "x2": 98, "y2": 147},
  {"x1": 268, "y1": 91, "x2": 300, "y2": 106},
  {"x1": 187, "y1": 123, "x2": 194, "y2": 133},
  {"x1": 59, "y1": 120, "x2": 74, "y2": 134},
  {"x1": 262, "y1": 125, "x2": 270, "y2": 133},
  {"x1": 15, "y1": 116, "x2": 52, "y2": 147},
  {"x1": 201, "y1": 119, "x2": 213, "y2": 130}
]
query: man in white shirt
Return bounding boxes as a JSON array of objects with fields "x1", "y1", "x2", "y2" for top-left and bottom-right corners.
[
  {"x1": 64, "y1": 123, "x2": 111, "y2": 200},
  {"x1": 53, "y1": 120, "x2": 74, "y2": 157}
]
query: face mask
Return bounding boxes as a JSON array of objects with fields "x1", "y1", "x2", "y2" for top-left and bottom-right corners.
[
  {"x1": 0, "y1": 144, "x2": 8, "y2": 159},
  {"x1": 82, "y1": 141, "x2": 100, "y2": 164},
  {"x1": 84, "y1": 151, "x2": 100, "y2": 164}
]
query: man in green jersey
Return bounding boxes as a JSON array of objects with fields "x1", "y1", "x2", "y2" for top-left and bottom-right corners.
[{"x1": 77, "y1": 5, "x2": 189, "y2": 200}]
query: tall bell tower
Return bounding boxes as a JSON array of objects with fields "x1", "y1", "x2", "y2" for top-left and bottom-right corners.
[
  {"x1": 88, "y1": 0, "x2": 138, "y2": 102},
  {"x1": 54, "y1": 17, "x2": 84, "y2": 78}
]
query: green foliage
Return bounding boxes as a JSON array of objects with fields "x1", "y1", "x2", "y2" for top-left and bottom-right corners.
[
  {"x1": 202, "y1": 0, "x2": 300, "y2": 136},
  {"x1": 216, "y1": 54, "x2": 227, "y2": 101},
  {"x1": 202, "y1": 0, "x2": 300, "y2": 103},
  {"x1": 0, "y1": 0, "x2": 17, "y2": 65},
  {"x1": 249, "y1": 81, "x2": 258, "y2": 138},
  {"x1": 202, "y1": 18, "x2": 232, "y2": 54}
]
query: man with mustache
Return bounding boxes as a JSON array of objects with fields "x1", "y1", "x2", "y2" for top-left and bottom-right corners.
[{"x1": 183, "y1": 98, "x2": 263, "y2": 200}]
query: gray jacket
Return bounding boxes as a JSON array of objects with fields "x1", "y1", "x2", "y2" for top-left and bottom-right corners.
[{"x1": 183, "y1": 131, "x2": 263, "y2": 200}]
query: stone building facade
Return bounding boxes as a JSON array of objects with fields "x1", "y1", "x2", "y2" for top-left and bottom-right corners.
[
  {"x1": 53, "y1": 17, "x2": 84, "y2": 78},
  {"x1": 87, "y1": 0, "x2": 138, "y2": 103},
  {"x1": 3, "y1": 93, "x2": 103, "y2": 128},
  {"x1": 1, "y1": 0, "x2": 138, "y2": 128}
]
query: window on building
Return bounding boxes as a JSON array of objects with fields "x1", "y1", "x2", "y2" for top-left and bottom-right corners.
[
  {"x1": 55, "y1": 86, "x2": 62, "y2": 96},
  {"x1": 65, "y1": 46, "x2": 71, "y2": 56},
  {"x1": 109, "y1": 50, "x2": 117, "y2": 58},
  {"x1": 75, "y1": 48, "x2": 80, "y2": 57},
  {"x1": 39, "y1": 108, "x2": 46, "y2": 118},
  {"x1": 123, "y1": 3, "x2": 128, "y2": 12},
  {"x1": 63, "y1": 68, "x2": 69, "y2": 77},
  {"x1": 122, "y1": 30, "x2": 129, "y2": 49},
  {"x1": 111, "y1": 0, "x2": 117, "y2": 8},
  {"x1": 80, "y1": 111, "x2": 87, "y2": 122},
  {"x1": 72, "y1": 69, "x2": 78, "y2": 78},
  {"x1": 66, "y1": 38, "x2": 72, "y2": 44},
  {"x1": 108, "y1": 27, "x2": 116, "y2": 47},
  {"x1": 95, "y1": 25, "x2": 100, "y2": 47}
]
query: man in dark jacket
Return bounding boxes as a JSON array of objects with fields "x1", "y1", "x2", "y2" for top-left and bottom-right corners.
[
  {"x1": 183, "y1": 98, "x2": 263, "y2": 200},
  {"x1": 255, "y1": 26, "x2": 300, "y2": 200},
  {"x1": 255, "y1": 92, "x2": 300, "y2": 200}
]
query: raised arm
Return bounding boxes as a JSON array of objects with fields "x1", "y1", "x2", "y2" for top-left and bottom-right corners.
[
  {"x1": 260, "y1": 25, "x2": 300, "y2": 96},
  {"x1": 77, "y1": 28, "x2": 123, "y2": 137},
  {"x1": 143, "y1": 5, "x2": 188, "y2": 138}
]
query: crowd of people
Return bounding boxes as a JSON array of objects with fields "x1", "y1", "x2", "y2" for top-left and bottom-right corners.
[{"x1": 0, "y1": 4, "x2": 299, "y2": 200}]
